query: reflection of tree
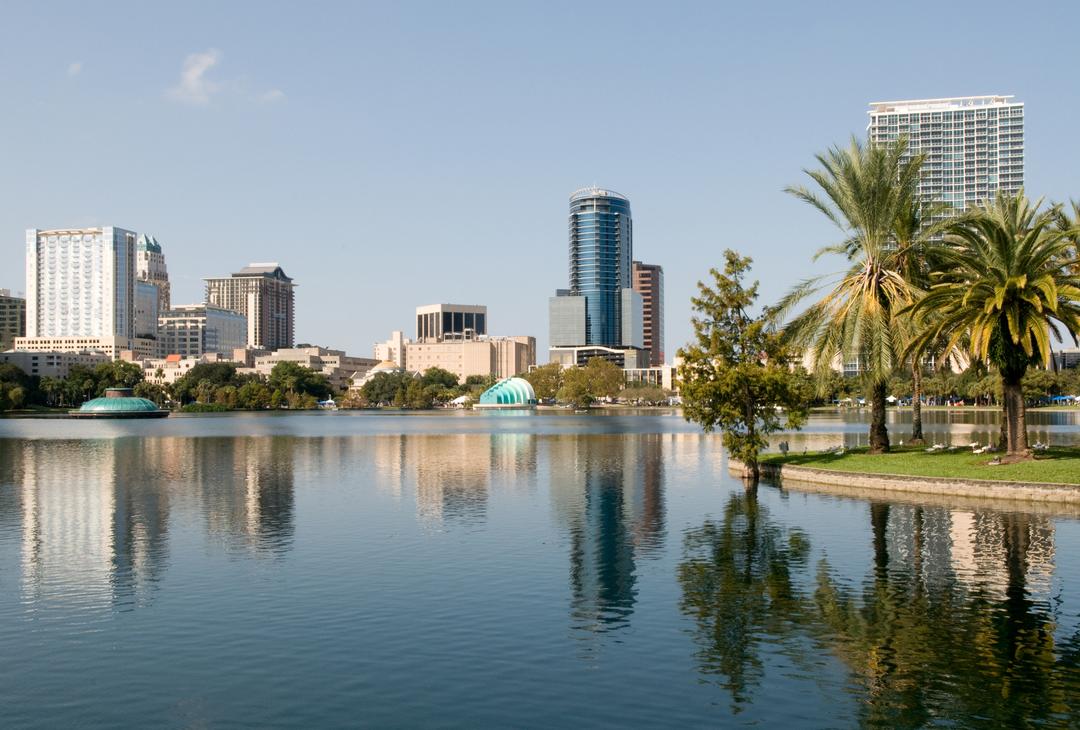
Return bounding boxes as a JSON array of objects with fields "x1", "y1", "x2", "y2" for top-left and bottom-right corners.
[
  {"x1": 815, "y1": 510, "x2": 1079, "y2": 728},
  {"x1": 677, "y1": 488, "x2": 811, "y2": 710}
]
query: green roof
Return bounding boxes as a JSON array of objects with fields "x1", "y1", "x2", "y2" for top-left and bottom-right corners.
[{"x1": 479, "y1": 377, "x2": 537, "y2": 406}]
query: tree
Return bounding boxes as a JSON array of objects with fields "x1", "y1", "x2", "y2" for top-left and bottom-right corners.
[
  {"x1": 171, "y1": 363, "x2": 240, "y2": 404},
  {"x1": 268, "y1": 361, "x2": 331, "y2": 400},
  {"x1": 522, "y1": 362, "x2": 563, "y2": 400},
  {"x1": 778, "y1": 137, "x2": 926, "y2": 453},
  {"x1": 420, "y1": 366, "x2": 459, "y2": 390},
  {"x1": 905, "y1": 192, "x2": 1080, "y2": 459},
  {"x1": 133, "y1": 380, "x2": 169, "y2": 407},
  {"x1": 556, "y1": 367, "x2": 594, "y2": 408},
  {"x1": 582, "y1": 357, "x2": 624, "y2": 399},
  {"x1": 92, "y1": 360, "x2": 143, "y2": 393},
  {"x1": 679, "y1": 250, "x2": 812, "y2": 481}
]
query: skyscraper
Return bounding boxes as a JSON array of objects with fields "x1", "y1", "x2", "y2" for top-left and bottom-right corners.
[
  {"x1": 549, "y1": 187, "x2": 645, "y2": 367},
  {"x1": 136, "y1": 234, "x2": 170, "y2": 311},
  {"x1": 25, "y1": 227, "x2": 137, "y2": 339},
  {"x1": 867, "y1": 95, "x2": 1024, "y2": 209},
  {"x1": 632, "y1": 261, "x2": 664, "y2": 366},
  {"x1": 204, "y1": 263, "x2": 295, "y2": 351},
  {"x1": 569, "y1": 187, "x2": 634, "y2": 346}
]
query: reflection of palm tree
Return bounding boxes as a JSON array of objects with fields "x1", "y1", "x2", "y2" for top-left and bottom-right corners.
[
  {"x1": 677, "y1": 487, "x2": 811, "y2": 710},
  {"x1": 815, "y1": 509, "x2": 1077, "y2": 727}
]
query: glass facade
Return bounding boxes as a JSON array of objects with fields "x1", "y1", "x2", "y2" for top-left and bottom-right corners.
[
  {"x1": 868, "y1": 96, "x2": 1023, "y2": 210},
  {"x1": 569, "y1": 188, "x2": 632, "y2": 347}
]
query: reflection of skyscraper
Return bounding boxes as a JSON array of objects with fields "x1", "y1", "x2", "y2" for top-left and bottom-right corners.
[
  {"x1": 367, "y1": 433, "x2": 538, "y2": 526},
  {"x1": 191, "y1": 437, "x2": 295, "y2": 554},
  {"x1": 549, "y1": 435, "x2": 665, "y2": 633},
  {"x1": 6, "y1": 439, "x2": 171, "y2": 611}
]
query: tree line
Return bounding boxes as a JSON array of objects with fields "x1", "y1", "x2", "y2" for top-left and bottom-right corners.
[{"x1": 0, "y1": 359, "x2": 335, "y2": 413}]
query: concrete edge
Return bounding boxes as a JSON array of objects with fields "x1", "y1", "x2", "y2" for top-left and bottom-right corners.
[{"x1": 729, "y1": 459, "x2": 1080, "y2": 504}]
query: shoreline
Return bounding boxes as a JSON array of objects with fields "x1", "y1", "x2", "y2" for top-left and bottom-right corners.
[{"x1": 730, "y1": 457, "x2": 1080, "y2": 504}]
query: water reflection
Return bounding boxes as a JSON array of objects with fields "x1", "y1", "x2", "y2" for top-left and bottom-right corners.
[
  {"x1": 678, "y1": 489, "x2": 1080, "y2": 725},
  {"x1": 678, "y1": 488, "x2": 811, "y2": 710},
  {"x1": 549, "y1": 435, "x2": 666, "y2": 634},
  {"x1": 0, "y1": 436, "x2": 295, "y2": 612},
  {"x1": 369, "y1": 433, "x2": 539, "y2": 526}
]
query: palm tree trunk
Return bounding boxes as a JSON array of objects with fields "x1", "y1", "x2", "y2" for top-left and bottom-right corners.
[
  {"x1": 1001, "y1": 373, "x2": 1031, "y2": 459},
  {"x1": 910, "y1": 360, "x2": 924, "y2": 444},
  {"x1": 869, "y1": 380, "x2": 890, "y2": 454}
]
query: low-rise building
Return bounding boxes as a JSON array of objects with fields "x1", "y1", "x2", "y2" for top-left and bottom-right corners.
[
  {"x1": 158, "y1": 304, "x2": 248, "y2": 358},
  {"x1": 14, "y1": 335, "x2": 161, "y2": 360},
  {"x1": 404, "y1": 335, "x2": 535, "y2": 382},
  {"x1": 0, "y1": 289, "x2": 26, "y2": 351},
  {"x1": 0, "y1": 350, "x2": 110, "y2": 378},
  {"x1": 243, "y1": 346, "x2": 379, "y2": 390},
  {"x1": 549, "y1": 345, "x2": 650, "y2": 369}
]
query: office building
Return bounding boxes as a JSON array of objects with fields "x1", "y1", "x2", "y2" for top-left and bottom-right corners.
[
  {"x1": 25, "y1": 227, "x2": 137, "y2": 339},
  {"x1": 549, "y1": 187, "x2": 644, "y2": 363},
  {"x1": 549, "y1": 344, "x2": 649, "y2": 369},
  {"x1": 205, "y1": 263, "x2": 295, "y2": 350},
  {"x1": 416, "y1": 304, "x2": 487, "y2": 341},
  {"x1": 0, "y1": 350, "x2": 110, "y2": 378},
  {"x1": 632, "y1": 261, "x2": 664, "y2": 366},
  {"x1": 568, "y1": 186, "x2": 637, "y2": 346},
  {"x1": 867, "y1": 95, "x2": 1024, "y2": 209},
  {"x1": 158, "y1": 304, "x2": 249, "y2": 358},
  {"x1": 134, "y1": 281, "x2": 160, "y2": 340},
  {"x1": 136, "y1": 234, "x2": 170, "y2": 311},
  {"x1": 0, "y1": 289, "x2": 26, "y2": 351}
]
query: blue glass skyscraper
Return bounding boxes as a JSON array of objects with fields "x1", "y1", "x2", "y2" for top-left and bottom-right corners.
[{"x1": 568, "y1": 187, "x2": 633, "y2": 347}]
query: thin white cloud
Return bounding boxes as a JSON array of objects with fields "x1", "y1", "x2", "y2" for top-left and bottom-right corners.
[
  {"x1": 260, "y1": 88, "x2": 286, "y2": 103},
  {"x1": 67, "y1": 61, "x2": 83, "y2": 77},
  {"x1": 167, "y1": 49, "x2": 222, "y2": 105}
]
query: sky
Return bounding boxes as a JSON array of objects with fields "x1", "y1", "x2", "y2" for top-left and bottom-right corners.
[{"x1": 2, "y1": 1, "x2": 1078, "y2": 359}]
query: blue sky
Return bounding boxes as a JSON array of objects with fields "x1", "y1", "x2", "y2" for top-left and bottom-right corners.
[{"x1": 2, "y1": 1, "x2": 1078, "y2": 358}]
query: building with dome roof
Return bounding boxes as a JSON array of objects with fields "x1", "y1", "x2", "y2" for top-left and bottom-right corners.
[
  {"x1": 475, "y1": 377, "x2": 537, "y2": 409},
  {"x1": 70, "y1": 388, "x2": 169, "y2": 418}
]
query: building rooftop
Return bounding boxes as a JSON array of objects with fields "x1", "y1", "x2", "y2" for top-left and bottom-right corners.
[
  {"x1": 570, "y1": 186, "x2": 629, "y2": 203},
  {"x1": 206, "y1": 264, "x2": 295, "y2": 283},
  {"x1": 868, "y1": 95, "x2": 1019, "y2": 114}
]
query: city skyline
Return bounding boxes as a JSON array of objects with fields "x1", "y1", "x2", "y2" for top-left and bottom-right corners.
[{"x1": 2, "y1": 3, "x2": 1078, "y2": 357}]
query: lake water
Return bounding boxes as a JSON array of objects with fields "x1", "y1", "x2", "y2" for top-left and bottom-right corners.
[{"x1": 1, "y1": 409, "x2": 1079, "y2": 728}]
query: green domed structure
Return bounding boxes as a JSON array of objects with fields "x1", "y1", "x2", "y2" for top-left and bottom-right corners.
[
  {"x1": 70, "y1": 388, "x2": 170, "y2": 418},
  {"x1": 475, "y1": 377, "x2": 537, "y2": 409}
]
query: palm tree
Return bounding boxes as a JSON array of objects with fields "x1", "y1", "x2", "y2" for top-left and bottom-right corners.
[
  {"x1": 778, "y1": 137, "x2": 926, "y2": 453},
  {"x1": 890, "y1": 192, "x2": 950, "y2": 444},
  {"x1": 905, "y1": 192, "x2": 1080, "y2": 459}
]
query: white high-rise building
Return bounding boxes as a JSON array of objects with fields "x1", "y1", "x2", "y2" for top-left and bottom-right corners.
[
  {"x1": 25, "y1": 227, "x2": 137, "y2": 339},
  {"x1": 867, "y1": 95, "x2": 1024, "y2": 209}
]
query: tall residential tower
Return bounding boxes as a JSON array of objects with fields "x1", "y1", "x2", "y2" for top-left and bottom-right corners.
[
  {"x1": 25, "y1": 227, "x2": 137, "y2": 339},
  {"x1": 867, "y1": 95, "x2": 1024, "y2": 209},
  {"x1": 205, "y1": 263, "x2": 295, "y2": 351}
]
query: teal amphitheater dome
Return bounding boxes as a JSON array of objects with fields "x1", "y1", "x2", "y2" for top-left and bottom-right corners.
[
  {"x1": 70, "y1": 388, "x2": 170, "y2": 418},
  {"x1": 475, "y1": 377, "x2": 538, "y2": 409}
]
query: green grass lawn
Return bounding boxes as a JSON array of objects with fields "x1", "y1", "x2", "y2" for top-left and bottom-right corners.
[{"x1": 761, "y1": 447, "x2": 1080, "y2": 485}]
